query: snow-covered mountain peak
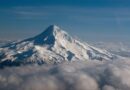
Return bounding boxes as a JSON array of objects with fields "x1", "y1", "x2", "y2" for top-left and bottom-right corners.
[
  {"x1": 46, "y1": 25, "x2": 69, "y2": 37},
  {"x1": 41, "y1": 25, "x2": 67, "y2": 36},
  {"x1": 0, "y1": 25, "x2": 119, "y2": 66},
  {"x1": 47, "y1": 24, "x2": 60, "y2": 31},
  {"x1": 43, "y1": 24, "x2": 61, "y2": 35},
  {"x1": 27, "y1": 25, "x2": 72, "y2": 46}
]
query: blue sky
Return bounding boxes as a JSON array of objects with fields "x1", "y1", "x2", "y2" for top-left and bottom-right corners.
[{"x1": 0, "y1": 0, "x2": 130, "y2": 42}]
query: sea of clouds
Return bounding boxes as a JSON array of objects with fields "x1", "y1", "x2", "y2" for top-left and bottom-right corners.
[{"x1": 0, "y1": 59, "x2": 130, "y2": 90}]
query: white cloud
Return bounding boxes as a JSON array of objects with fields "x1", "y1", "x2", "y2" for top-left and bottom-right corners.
[{"x1": 0, "y1": 59, "x2": 130, "y2": 90}]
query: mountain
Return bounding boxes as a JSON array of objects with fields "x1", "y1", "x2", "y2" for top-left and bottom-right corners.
[{"x1": 0, "y1": 25, "x2": 117, "y2": 66}]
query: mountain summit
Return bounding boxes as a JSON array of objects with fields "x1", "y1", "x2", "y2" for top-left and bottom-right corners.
[
  {"x1": 24, "y1": 25, "x2": 71, "y2": 46},
  {"x1": 0, "y1": 25, "x2": 117, "y2": 66}
]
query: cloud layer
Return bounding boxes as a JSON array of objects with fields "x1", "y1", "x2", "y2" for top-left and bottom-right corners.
[{"x1": 0, "y1": 59, "x2": 130, "y2": 90}]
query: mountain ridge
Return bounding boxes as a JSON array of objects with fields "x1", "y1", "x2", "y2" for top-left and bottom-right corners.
[{"x1": 0, "y1": 25, "x2": 118, "y2": 66}]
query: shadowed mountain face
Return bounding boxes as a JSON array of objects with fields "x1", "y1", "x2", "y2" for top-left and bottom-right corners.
[
  {"x1": 0, "y1": 25, "x2": 118, "y2": 67},
  {"x1": 26, "y1": 25, "x2": 58, "y2": 45},
  {"x1": 19, "y1": 25, "x2": 72, "y2": 47}
]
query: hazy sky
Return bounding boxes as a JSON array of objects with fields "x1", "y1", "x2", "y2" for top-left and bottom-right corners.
[{"x1": 0, "y1": 0, "x2": 130, "y2": 42}]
